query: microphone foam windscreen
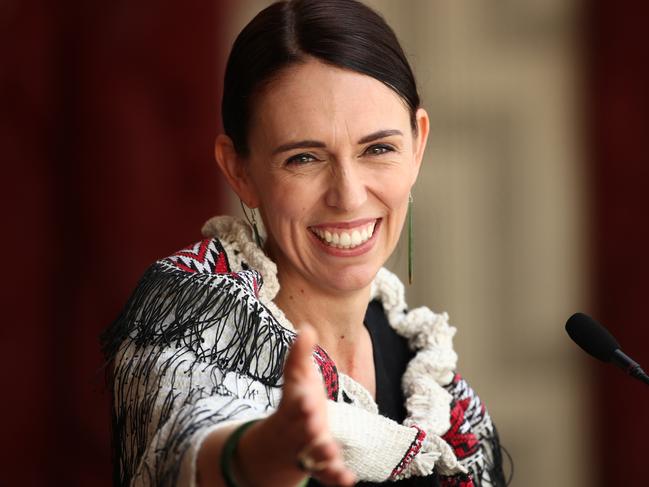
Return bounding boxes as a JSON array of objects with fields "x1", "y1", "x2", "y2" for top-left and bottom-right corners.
[{"x1": 565, "y1": 312, "x2": 620, "y2": 362}]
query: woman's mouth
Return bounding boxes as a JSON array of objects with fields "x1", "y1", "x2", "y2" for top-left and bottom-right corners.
[{"x1": 309, "y1": 220, "x2": 378, "y2": 249}]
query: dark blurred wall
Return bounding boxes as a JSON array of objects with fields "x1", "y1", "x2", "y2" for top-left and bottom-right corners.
[
  {"x1": 590, "y1": 1, "x2": 649, "y2": 486},
  {"x1": 2, "y1": 0, "x2": 230, "y2": 485}
]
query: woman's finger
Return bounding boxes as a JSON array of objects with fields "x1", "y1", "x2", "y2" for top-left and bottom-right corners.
[
  {"x1": 297, "y1": 435, "x2": 356, "y2": 486},
  {"x1": 311, "y1": 456, "x2": 357, "y2": 487}
]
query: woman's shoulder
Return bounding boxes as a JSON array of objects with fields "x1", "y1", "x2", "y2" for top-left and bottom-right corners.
[{"x1": 101, "y1": 230, "x2": 294, "y2": 385}]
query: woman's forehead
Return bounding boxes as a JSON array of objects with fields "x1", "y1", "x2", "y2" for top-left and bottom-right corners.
[{"x1": 249, "y1": 60, "x2": 411, "y2": 144}]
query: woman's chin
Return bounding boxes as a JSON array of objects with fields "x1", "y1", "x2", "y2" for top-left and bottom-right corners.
[{"x1": 316, "y1": 263, "x2": 380, "y2": 294}]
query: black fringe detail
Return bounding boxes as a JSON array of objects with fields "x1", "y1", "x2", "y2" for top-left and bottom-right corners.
[
  {"x1": 457, "y1": 422, "x2": 509, "y2": 487},
  {"x1": 101, "y1": 262, "x2": 293, "y2": 384},
  {"x1": 101, "y1": 261, "x2": 295, "y2": 486},
  {"x1": 440, "y1": 375, "x2": 511, "y2": 487},
  {"x1": 481, "y1": 424, "x2": 509, "y2": 487}
]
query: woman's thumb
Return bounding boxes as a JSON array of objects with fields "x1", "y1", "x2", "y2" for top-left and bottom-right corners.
[{"x1": 284, "y1": 323, "x2": 318, "y2": 381}]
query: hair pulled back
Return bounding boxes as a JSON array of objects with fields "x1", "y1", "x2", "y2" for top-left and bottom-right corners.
[{"x1": 222, "y1": 0, "x2": 421, "y2": 155}]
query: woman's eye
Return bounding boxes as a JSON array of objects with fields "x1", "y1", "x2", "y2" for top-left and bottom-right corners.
[
  {"x1": 286, "y1": 153, "x2": 317, "y2": 165},
  {"x1": 365, "y1": 144, "x2": 394, "y2": 156}
]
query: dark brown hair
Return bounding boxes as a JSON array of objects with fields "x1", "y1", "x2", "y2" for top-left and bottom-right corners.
[{"x1": 222, "y1": 0, "x2": 421, "y2": 155}]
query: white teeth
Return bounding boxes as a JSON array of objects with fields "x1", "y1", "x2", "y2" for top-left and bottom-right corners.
[{"x1": 311, "y1": 221, "x2": 377, "y2": 249}]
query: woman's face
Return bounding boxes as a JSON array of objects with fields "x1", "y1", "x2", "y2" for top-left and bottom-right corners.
[{"x1": 232, "y1": 59, "x2": 428, "y2": 294}]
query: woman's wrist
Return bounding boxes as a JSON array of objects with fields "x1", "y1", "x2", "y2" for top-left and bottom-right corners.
[
  {"x1": 235, "y1": 415, "x2": 309, "y2": 487},
  {"x1": 220, "y1": 420, "x2": 261, "y2": 487}
]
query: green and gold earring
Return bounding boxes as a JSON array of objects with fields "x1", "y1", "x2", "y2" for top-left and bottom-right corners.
[
  {"x1": 240, "y1": 200, "x2": 263, "y2": 248},
  {"x1": 408, "y1": 192, "x2": 414, "y2": 285}
]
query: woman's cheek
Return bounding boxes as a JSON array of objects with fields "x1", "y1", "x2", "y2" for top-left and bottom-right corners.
[
  {"x1": 372, "y1": 176, "x2": 410, "y2": 207},
  {"x1": 261, "y1": 188, "x2": 309, "y2": 239},
  {"x1": 275, "y1": 187, "x2": 309, "y2": 219}
]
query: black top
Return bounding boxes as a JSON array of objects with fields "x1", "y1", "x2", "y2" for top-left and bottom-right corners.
[{"x1": 309, "y1": 300, "x2": 439, "y2": 486}]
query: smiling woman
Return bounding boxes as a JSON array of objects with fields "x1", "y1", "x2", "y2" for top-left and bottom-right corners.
[
  {"x1": 219, "y1": 60, "x2": 426, "y2": 295},
  {"x1": 101, "y1": 1, "x2": 506, "y2": 486}
]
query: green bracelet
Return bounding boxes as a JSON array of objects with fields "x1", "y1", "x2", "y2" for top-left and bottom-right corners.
[
  {"x1": 220, "y1": 420, "x2": 259, "y2": 487},
  {"x1": 220, "y1": 419, "x2": 310, "y2": 487}
]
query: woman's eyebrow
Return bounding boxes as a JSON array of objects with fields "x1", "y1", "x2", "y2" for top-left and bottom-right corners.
[
  {"x1": 272, "y1": 140, "x2": 326, "y2": 155},
  {"x1": 357, "y1": 129, "x2": 403, "y2": 144},
  {"x1": 271, "y1": 129, "x2": 403, "y2": 155}
]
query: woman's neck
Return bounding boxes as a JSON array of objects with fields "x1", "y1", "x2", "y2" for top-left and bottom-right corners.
[{"x1": 273, "y1": 269, "x2": 371, "y2": 365}]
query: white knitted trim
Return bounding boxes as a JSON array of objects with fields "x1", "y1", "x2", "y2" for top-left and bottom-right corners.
[
  {"x1": 327, "y1": 402, "x2": 425, "y2": 482},
  {"x1": 369, "y1": 268, "x2": 465, "y2": 476},
  {"x1": 338, "y1": 373, "x2": 378, "y2": 414},
  {"x1": 201, "y1": 216, "x2": 466, "y2": 480},
  {"x1": 202, "y1": 216, "x2": 280, "y2": 303}
]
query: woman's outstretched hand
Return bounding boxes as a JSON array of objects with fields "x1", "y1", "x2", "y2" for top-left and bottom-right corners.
[{"x1": 237, "y1": 324, "x2": 356, "y2": 487}]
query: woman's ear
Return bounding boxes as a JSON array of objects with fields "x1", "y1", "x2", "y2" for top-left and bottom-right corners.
[
  {"x1": 214, "y1": 134, "x2": 260, "y2": 208},
  {"x1": 411, "y1": 108, "x2": 430, "y2": 184}
]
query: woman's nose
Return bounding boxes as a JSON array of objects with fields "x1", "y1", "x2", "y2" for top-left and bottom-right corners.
[{"x1": 324, "y1": 162, "x2": 367, "y2": 211}]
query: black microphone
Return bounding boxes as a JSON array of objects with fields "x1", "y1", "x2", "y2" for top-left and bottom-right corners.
[{"x1": 565, "y1": 312, "x2": 649, "y2": 386}]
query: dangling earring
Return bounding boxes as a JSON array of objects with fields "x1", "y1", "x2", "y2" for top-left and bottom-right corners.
[
  {"x1": 408, "y1": 192, "x2": 414, "y2": 285},
  {"x1": 240, "y1": 200, "x2": 263, "y2": 248}
]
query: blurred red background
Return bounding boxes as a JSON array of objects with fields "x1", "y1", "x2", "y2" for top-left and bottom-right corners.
[
  {"x1": 589, "y1": 2, "x2": 649, "y2": 486},
  {"x1": 1, "y1": 0, "x2": 648, "y2": 485},
  {"x1": 2, "y1": 0, "x2": 230, "y2": 485}
]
